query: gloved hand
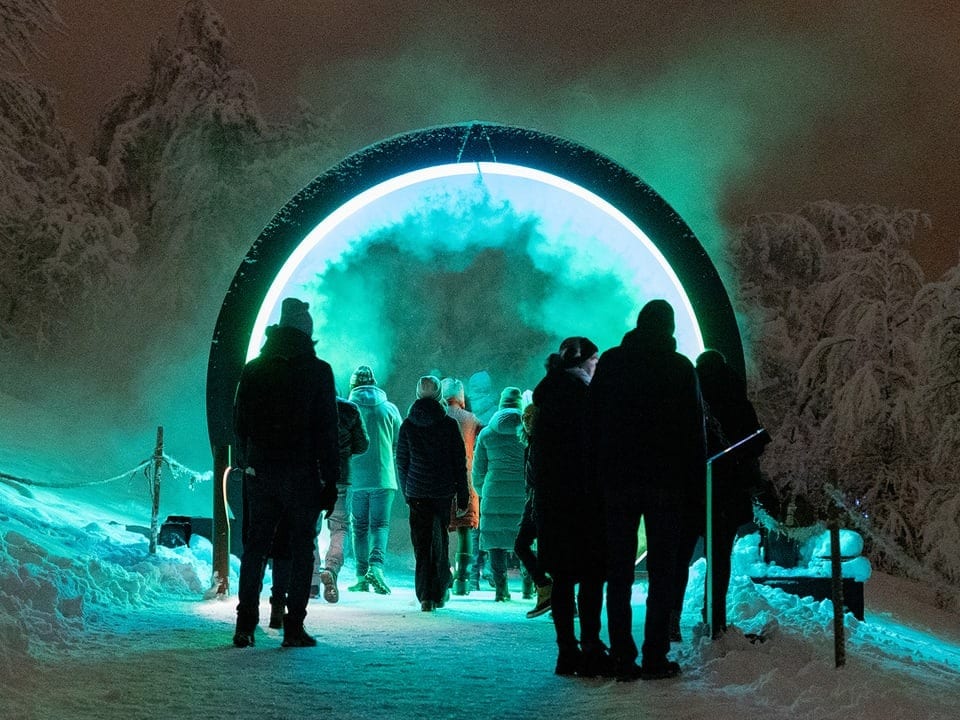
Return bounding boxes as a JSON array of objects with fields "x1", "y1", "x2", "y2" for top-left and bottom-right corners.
[{"x1": 318, "y1": 482, "x2": 338, "y2": 519}]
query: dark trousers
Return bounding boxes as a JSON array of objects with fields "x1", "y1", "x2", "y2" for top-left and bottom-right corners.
[
  {"x1": 605, "y1": 484, "x2": 679, "y2": 666},
  {"x1": 236, "y1": 463, "x2": 320, "y2": 630},
  {"x1": 408, "y1": 496, "x2": 454, "y2": 603},
  {"x1": 549, "y1": 569, "x2": 605, "y2": 654},
  {"x1": 514, "y1": 497, "x2": 549, "y2": 586},
  {"x1": 674, "y1": 512, "x2": 738, "y2": 631}
]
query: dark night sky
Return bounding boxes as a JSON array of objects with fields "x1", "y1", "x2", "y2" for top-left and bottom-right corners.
[{"x1": 28, "y1": 0, "x2": 960, "y2": 278}]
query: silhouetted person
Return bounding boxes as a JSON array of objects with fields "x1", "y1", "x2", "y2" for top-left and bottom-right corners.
[
  {"x1": 590, "y1": 300, "x2": 706, "y2": 680},
  {"x1": 672, "y1": 349, "x2": 768, "y2": 637},
  {"x1": 397, "y1": 376, "x2": 469, "y2": 611},
  {"x1": 531, "y1": 337, "x2": 611, "y2": 678},
  {"x1": 515, "y1": 402, "x2": 552, "y2": 618},
  {"x1": 269, "y1": 396, "x2": 368, "y2": 621},
  {"x1": 232, "y1": 297, "x2": 340, "y2": 648}
]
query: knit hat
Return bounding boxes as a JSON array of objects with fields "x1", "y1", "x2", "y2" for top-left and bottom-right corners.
[
  {"x1": 636, "y1": 299, "x2": 675, "y2": 338},
  {"x1": 416, "y1": 375, "x2": 442, "y2": 401},
  {"x1": 350, "y1": 364, "x2": 376, "y2": 389},
  {"x1": 278, "y1": 297, "x2": 313, "y2": 338},
  {"x1": 441, "y1": 377, "x2": 465, "y2": 404},
  {"x1": 498, "y1": 386, "x2": 523, "y2": 409}
]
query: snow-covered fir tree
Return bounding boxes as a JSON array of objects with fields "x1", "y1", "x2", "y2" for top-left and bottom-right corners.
[
  {"x1": 733, "y1": 202, "x2": 960, "y2": 591},
  {"x1": 0, "y1": 0, "x2": 135, "y2": 370}
]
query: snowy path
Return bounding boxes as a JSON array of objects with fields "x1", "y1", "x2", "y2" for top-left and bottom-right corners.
[{"x1": 6, "y1": 573, "x2": 960, "y2": 720}]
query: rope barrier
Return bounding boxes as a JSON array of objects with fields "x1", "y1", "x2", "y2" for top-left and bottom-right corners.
[{"x1": 0, "y1": 454, "x2": 210, "y2": 491}]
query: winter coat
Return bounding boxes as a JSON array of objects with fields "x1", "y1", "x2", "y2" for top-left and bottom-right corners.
[
  {"x1": 590, "y1": 327, "x2": 706, "y2": 502},
  {"x1": 697, "y1": 359, "x2": 768, "y2": 527},
  {"x1": 233, "y1": 325, "x2": 341, "y2": 504},
  {"x1": 347, "y1": 385, "x2": 402, "y2": 491},
  {"x1": 445, "y1": 402, "x2": 481, "y2": 530},
  {"x1": 530, "y1": 366, "x2": 604, "y2": 574},
  {"x1": 397, "y1": 397, "x2": 469, "y2": 509},
  {"x1": 473, "y1": 407, "x2": 526, "y2": 550},
  {"x1": 336, "y1": 398, "x2": 369, "y2": 485}
]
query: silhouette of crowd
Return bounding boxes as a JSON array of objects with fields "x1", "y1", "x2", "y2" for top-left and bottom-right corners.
[{"x1": 231, "y1": 296, "x2": 769, "y2": 682}]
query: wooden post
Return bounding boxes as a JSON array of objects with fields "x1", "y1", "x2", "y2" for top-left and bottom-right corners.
[
  {"x1": 148, "y1": 426, "x2": 164, "y2": 555},
  {"x1": 211, "y1": 444, "x2": 231, "y2": 596},
  {"x1": 829, "y1": 518, "x2": 846, "y2": 667}
]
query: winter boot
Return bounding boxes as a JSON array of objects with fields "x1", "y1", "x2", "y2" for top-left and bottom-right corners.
[
  {"x1": 233, "y1": 616, "x2": 256, "y2": 648},
  {"x1": 365, "y1": 566, "x2": 391, "y2": 595},
  {"x1": 521, "y1": 573, "x2": 535, "y2": 600},
  {"x1": 281, "y1": 617, "x2": 317, "y2": 648},
  {"x1": 580, "y1": 642, "x2": 616, "y2": 678},
  {"x1": 452, "y1": 552, "x2": 471, "y2": 596},
  {"x1": 347, "y1": 569, "x2": 370, "y2": 592},
  {"x1": 268, "y1": 599, "x2": 285, "y2": 630},
  {"x1": 526, "y1": 580, "x2": 552, "y2": 619},
  {"x1": 554, "y1": 644, "x2": 582, "y2": 676},
  {"x1": 494, "y1": 574, "x2": 511, "y2": 602},
  {"x1": 319, "y1": 567, "x2": 339, "y2": 604}
]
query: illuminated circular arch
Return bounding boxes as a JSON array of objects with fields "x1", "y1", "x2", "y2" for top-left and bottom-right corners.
[{"x1": 206, "y1": 122, "x2": 742, "y2": 450}]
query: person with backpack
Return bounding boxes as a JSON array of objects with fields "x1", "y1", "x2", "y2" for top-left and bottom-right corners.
[{"x1": 232, "y1": 297, "x2": 340, "y2": 648}]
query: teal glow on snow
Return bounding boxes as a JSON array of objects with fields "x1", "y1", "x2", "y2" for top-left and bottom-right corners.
[{"x1": 247, "y1": 162, "x2": 705, "y2": 361}]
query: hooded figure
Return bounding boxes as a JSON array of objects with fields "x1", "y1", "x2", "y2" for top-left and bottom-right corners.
[
  {"x1": 530, "y1": 336, "x2": 608, "y2": 677},
  {"x1": 467, "y1": 370, "x2": 498, "y2": 424},
  {"x1": 472, "y1": 386, "x2": 527, "y2": 601},
  {"x1": 346, "y1": 364, "x2": 402, "y2": 595},
  {"x1": 590, "y1": 299, "x2": 706, "y2": 681}
]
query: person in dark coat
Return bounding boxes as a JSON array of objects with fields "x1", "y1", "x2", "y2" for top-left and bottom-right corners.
[
  {"x1": 515, "y1": 402, "x2": 553, "y2": 618},
  {"x1": 671, "y1": 349, "x2": 768, "y2": 637},
  {"x1": 397, "y1": 375, "x2": 469, "y2": 612},
  {"x1": 232, "y1": 297, "x2": 340, "y2": 648},
  {"x1": 315, "y1": 396, "x2": 369, "y2": 602},
  {"x1": 269, "y1": 396, "x2": 369, "y2": 621},
  {"x1": 530, "y1": 336, "x2": 611, "y2": 678},
  {"x1": 590, "y1": 300, "x2": 706, "y2": 680}
]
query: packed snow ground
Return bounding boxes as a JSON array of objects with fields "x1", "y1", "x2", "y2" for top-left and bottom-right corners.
[{"x1": 2, "y1": 480, "x2": 960, "y2": 720}]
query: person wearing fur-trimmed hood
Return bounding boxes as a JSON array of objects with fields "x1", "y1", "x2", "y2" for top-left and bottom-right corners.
[{"x1": 473, "y1": 386, "x2": 527, "y2": 601}]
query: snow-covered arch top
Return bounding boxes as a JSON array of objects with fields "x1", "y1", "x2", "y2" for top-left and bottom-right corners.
[{"x1": 206, "y1": 122, "x2": 743, "y2": 450}]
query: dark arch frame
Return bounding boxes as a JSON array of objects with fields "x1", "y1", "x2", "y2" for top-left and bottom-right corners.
[
  {"x1": 204, "y1": 122, "x2": 744, "y2": 582},
  {"x1": 207, "y1": 121, "x2": 743, "y2": 452}
]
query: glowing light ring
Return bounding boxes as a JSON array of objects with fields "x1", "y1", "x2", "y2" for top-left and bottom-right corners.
[{"x1": 246, "y1": 161, "x2": 705, "y2": 360}]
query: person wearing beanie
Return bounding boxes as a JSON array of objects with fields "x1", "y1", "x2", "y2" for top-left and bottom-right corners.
[
  {"x1": 346, "y1": 364, "x2": 402, "y2": 596},
  {"x1": 397, "y1": 377, "x2": 469, "y2": 611},
  {"x1": 498, "y1": 386, "x2": 523, "y2": 409},
  {"x1": 350, "y1": 364, "x2": 376, "y2": 390},
  {"x1": 416, "y1": 375, "x2": 442, "y2": 402},
  {"x1": 531, "y1": 335, "x2": 610, "y2": 678},
  {"x1": 278, "y1": 297, "x2": 314, "y2": 338},
  {"x1": 231, "y1": 296, "x2": 339, "y2": 649},
  {"x1": 473, "y1": 386, "x2": 527, "y2": 602},
  {"x1": 440, "y1": 377, "x2": 482, "y2": 596},
  {"x1": 589, "y1": 299, "x2": 706, "y2": 681}
]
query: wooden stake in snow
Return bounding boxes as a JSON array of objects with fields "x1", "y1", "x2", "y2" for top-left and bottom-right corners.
[
  {"x1": 148, "y1": 426, "x2": 164, "y2": 555},
  {"x1": 829, "y1": 517, "x2": 846, "y2": 667}
]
